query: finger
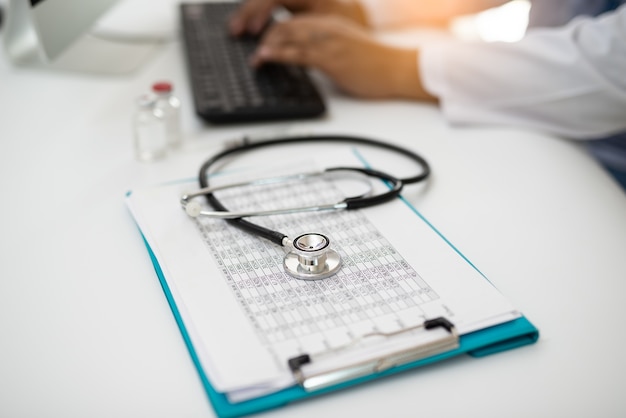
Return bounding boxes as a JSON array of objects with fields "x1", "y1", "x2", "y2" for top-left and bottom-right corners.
[
  {"x1": 261, "y1": 19, "x2": 328, "y2": 51},
  {"x1": 261, "y1": 21, "x2": 307, "y2": 47},
  {"x1": 229, "y1": 0, "x2": 276, "y2": 36},
  {"x1": 250, "y1": 18, "x2": 332, "y2": 66}
]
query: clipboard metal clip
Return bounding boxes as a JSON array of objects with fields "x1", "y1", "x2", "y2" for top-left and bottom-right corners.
[{"x1": 288, "y1": 317, "x2": 459, "y2": 392}]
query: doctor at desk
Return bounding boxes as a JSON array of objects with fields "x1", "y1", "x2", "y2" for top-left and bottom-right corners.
[{"x1": 229, "y1": 0, "x2": 626, "y2": 190}]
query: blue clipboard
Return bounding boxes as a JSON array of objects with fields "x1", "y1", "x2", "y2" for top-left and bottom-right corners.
[{"x1": 140, "y1": 232, "x2": 539, "y2": 418}]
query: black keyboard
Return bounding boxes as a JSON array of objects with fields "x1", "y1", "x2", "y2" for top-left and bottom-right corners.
[{"x1": 180, "y1": 2, "x2": 326, "y2": 124}]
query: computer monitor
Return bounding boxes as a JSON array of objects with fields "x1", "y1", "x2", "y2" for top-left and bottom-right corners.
[{"x1": 3, "y1": 0, "x2": 160, "y2": 73}]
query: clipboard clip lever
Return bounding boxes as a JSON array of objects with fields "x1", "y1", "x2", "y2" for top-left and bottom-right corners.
[{"x1": 288, "y1": 317, "x2": 459, "y2": 392}]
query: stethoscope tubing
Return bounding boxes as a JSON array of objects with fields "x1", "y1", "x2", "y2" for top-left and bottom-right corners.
[{"x1": 197, "y1": 134, "x2": 431, "y2": 246}]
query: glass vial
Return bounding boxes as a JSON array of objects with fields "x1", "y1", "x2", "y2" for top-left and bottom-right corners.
[
  {"x1": 133, "y1": 94, "x2": 168, "y2": 162},
  {"x1": 152, "y1": 81, "x2": 182, "y2": 149}
]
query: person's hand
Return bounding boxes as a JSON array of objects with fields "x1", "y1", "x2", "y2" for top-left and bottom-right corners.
[
  {"x1": 229, "y1": 0, "x2": 367, "y2": 36},
  {"x1": 250, "y1": 15, "x2": 435, "y2": 100}
]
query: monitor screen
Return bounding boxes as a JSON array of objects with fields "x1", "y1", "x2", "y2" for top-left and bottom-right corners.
[
  {"x1": 4, "y1": 0, "x2": 161, "y2": 73},
  {"x1": 30, "y1": 0, "x2": 119, "y2": 60}
]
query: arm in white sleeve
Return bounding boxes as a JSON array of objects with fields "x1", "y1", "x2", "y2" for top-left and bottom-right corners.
[
  {"x1": 357, "y1": 0, "x2": 508, "y2": 29},
  {"x1": 420, "y1": 5, "x2": 626, "y2": 139}
]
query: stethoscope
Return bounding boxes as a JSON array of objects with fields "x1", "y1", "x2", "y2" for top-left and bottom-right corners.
[{"x1": 180, "y1": 135, "x2": 430, "y2": 281}]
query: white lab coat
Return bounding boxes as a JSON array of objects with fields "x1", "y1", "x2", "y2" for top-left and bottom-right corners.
[{"x1": 359, "y1": 0, "x2": 626, "y2": 141}]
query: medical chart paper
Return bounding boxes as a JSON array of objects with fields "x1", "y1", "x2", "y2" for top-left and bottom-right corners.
[{"x1": 126, "y1": 146, "x2": 521, "y2": 401}]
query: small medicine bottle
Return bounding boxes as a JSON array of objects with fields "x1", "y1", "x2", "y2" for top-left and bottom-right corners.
[
  {"x1": 133, "y1": 94, "x2": 167, "y2": 162},
  {"x1": 152, "y1": 81, "x2": 182, "y2": 149}
]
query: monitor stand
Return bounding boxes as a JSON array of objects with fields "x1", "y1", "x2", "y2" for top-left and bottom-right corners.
[{"x1": 3, "y1": 0, "x2": 161, "y2": 75}]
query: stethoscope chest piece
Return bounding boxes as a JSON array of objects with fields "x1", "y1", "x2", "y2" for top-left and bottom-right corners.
[{"x1": 283, "y1": 233, "x2": 342, "y2": 280}]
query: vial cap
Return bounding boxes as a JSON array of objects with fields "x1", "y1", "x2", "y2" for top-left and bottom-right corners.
[{"x1": 152, "y1": 81, "x2": 173, "y2": 93}]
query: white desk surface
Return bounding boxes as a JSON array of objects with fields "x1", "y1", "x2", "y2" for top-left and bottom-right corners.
[{"x1": 2, "y1": 2, "x2": 626, "y2": 417}]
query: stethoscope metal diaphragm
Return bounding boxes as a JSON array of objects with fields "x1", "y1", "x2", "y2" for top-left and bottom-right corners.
[{"x1": 283, "y1": 233, "x2": 342, "y2": 280}]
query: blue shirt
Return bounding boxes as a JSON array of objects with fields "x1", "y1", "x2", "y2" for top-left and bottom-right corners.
[{"x1": 528, "y1": 0, "x2": 625, "y2": 27}]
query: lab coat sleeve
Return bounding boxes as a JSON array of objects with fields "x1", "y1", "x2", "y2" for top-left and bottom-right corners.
[
  {"x1": 358, "y1": 0, "x2": 506, "y2": 29},
  {"x1": 420, "y1": 6, "x2": 626, "y2": 139}
]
